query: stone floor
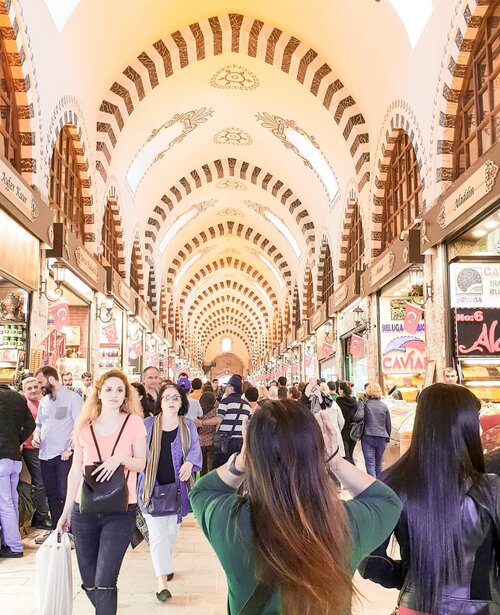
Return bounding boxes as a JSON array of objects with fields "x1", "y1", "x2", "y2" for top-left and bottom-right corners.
[{"x1": 0, "y1": 514, "x2": 397, "y2": 614}]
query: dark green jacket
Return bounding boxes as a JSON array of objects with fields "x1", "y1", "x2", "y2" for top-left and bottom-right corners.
[{"x1": 190, "y1": 471, "x2": 402, "y2": 614}]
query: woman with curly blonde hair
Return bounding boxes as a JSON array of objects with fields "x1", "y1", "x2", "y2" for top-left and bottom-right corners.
[{"x1": 57, "y1": 370, "x2": 146, "y2": 614}]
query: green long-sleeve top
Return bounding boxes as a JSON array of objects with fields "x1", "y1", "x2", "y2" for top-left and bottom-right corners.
[{"x1": 190, "y1": 471, "x2": 402, "y2": 614}]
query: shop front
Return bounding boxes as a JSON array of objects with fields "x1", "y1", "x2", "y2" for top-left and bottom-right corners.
[
  {"x1": 310, "y1": 302, "x2": 334, "y2": 382},
  {"x1": 44, "y1": 223, "x2": 107, "y2": 386},
  {"x1": 296, "y1": 320, "x2": 310, "y2": 382},
  {"x1": 127, "y1": 294, "x2": 154, "y2": 379},
  {"x1": 362, "y1": 230, "x2": 426, "y2": 401},
  {"x1": 422, "y1": 142, "x2": 500, "y2": 406},
  {"x1": 0, "y1": 156, "x2": 53, "y2": 384}
]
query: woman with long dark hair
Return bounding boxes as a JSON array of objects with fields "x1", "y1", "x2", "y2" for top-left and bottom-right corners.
[
  {"x1": 190, "y1": 399, "x2": 402, "y2": 614},
  {"x1": 361, "y1": 383, "x2": 500, "y2": 613}
]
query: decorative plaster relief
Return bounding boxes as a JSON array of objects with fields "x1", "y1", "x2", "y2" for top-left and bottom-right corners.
[
  {"x1": 218, "y1": 208, "x2": 244, "y2": 217},
  {"x1": 214, "y1": 128, "x2": 252, "y2": 145},
  {"x1": 216, "y1": 178, "x2": 247, "y2": 190},
  {"x1": 210, "y1": 64, "x2": 259, "y2": 90}
]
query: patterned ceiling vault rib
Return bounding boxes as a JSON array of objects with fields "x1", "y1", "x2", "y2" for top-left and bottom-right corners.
[
  {"x1": 145, "y1": 158, "x2": 315, "y2": 259},
  {"x1": 200, "y1": 315, "x2": 259, "y2": 345},
  {"x1": 189, "y1": 287, "x2": 269, "y2": 322},
  {"x1": 202, "y1": 329, "x2": 252, "y2": 354},
  {"x1": 95, "y1": 13, "x2": 369, "y2": 189},
  {"x1": 194, "y1": 299, "x2": 264, "y2": 330}
]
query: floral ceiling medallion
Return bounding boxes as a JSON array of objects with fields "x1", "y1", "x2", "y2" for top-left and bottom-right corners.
[
  {"x1": 218, "y1": 208, "x2": 244, "y2": 217},
  {"x1": 211, "y1": 64, "x2": 259, "y2": 90},
  {"x1": 214, "y1": 128, "x2": 252, "y2": 146},
  {"x1": 217, "y1": 178, "x2": 247, "y2": 191}
]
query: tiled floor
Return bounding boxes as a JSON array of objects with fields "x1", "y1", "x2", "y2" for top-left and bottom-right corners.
[{"x1": 0, "y1": 515, "x2": 397, "y2": 614}]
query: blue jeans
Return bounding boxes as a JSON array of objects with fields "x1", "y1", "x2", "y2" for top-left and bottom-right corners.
[
  {"x1": 361, "y1": 435, "x2": 388, "y2": 478},
  {"x1": 40, "y1": 456, "x2": 71, "y2": 529},
  {"x1": 22, "y1": 448, "x2": 50, "y2": 521},
  {"x1": 71, "y1": 503, "x2": 137, "y2": 615}
]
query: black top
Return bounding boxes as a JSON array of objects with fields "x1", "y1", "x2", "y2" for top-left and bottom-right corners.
[
  {"x1": 156, "y1": 427, "x2": 178, "y2": 485},
  {"x1": 0, "y1": 385, "x2": 36, "y2": 461},
  {"x1": 336, "y1": 395, "x2": 359, "y2": 438},
  {"x1": 141, "y1": 393, "x2": 156, "y2": 418}
]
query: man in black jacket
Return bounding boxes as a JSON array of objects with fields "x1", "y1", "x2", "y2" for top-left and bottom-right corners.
[{"x1": 0, "y1": 383, "x2": 35, "y2": 557}]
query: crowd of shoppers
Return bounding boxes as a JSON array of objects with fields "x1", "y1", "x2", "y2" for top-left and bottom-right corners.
[{"x1": 2, "y1": 364, "x2": 499, "y2": 614}]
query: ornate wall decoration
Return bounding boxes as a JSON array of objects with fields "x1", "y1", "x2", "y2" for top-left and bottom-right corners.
[
  {"x1": 193, "y1": 199, "x2": 218, "y2": 213},
  {"x1": 210, "y1": 64, "x2": 259, "y2": 90},
  {"x1": 218, "y1": 208, "x2": 244, "y2": 217},
  {"x1": 214, "y1": 128, "x2": 252, "y2": 146},
  {"x1": 216, "y1": 178, "x2": 247, "y2": 190},
  {"x1": 244, "y1": 200, "x2": 266, "y2": 215}
]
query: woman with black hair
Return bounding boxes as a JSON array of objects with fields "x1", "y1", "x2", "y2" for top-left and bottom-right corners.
[
  {"x1": 361, "y1": 383, "x2": 500, "y2": 613},
  {"x1": 336, "y1": 381, "x2": 359, "y2": 464},
  {"x1": 137, "y1": 383, "x2": 202, "y2": 602}
]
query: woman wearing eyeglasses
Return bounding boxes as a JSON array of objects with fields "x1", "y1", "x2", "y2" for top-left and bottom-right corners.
[{"x1": 137, "y1": 383, "x2": 202, "y2": 602}]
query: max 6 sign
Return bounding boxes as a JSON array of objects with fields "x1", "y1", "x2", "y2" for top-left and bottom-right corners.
[{"x1": 454, "y1": 308, "x2": 500, "y2": 356}]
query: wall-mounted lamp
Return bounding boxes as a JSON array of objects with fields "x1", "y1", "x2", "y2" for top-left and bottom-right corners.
[
  {"x1": 128, "y1": 316, "x2": 142, "y2": 341},
  {"x1": 97, "y1": 293, "x2": 114, "y2": 323},
  {"x1": 408, "y1": 265, "x2": 433, "y2": 306},
  {"x1": 306, "y1": 343, "x2": 314, "y2": 356},
  {"x1": 353, "y1": 306, "x2": 369, "y2": 328},
  {"x1": 39, "y1": 262, "x2": 66, "y2": 303},
  {"x1": 324, "y1": 319, "x2": 333, "y2": 341}
]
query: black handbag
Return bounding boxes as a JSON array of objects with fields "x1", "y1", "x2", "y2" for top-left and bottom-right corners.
[
  {"x1": 146, "y1": 482, "x2": 181, "y2": 517},
  {"x1": 80, "y1": 414, "x2": 131, "y2": 514},
  {"x1": 213, "y1": 403, "x2": 244, "y2": 455}
]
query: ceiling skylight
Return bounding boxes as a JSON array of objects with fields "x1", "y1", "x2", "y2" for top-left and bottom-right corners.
[
  {"x1": 389, "y1": 0, "x2": 433, "y2": 49},
  {"x1": 264, "y1": 210, "x2": 301, "y2": 258},
  {"x1": 174, "y1": 253, "x2": 202, "y2": 288},
  {"x1": 284, "y1": 127, "x2": 339, "y2": 202},
  {"x1": 43, "y1": 0, "x2": 79, "y2": 31},
  {"x1": 259, "y1": 255, "x2": 284, "y2": 290},
  {"x1": 159, "y1": 210, "x2": 197, "y2": 254}
]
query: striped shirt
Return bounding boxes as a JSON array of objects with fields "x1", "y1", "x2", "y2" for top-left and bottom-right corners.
[{"x1": 217, "y1": 393, "x2": 251, "y2": 435}]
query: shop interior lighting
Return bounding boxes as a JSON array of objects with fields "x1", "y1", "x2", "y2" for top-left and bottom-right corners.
[
  {"x1": 258, "y1": 255, "x2": 284, "y2": 290},
  {"x1": 159, "y1": 209, "x2": 198, "y2": 254},
  {"x1": 284, "y1": 128, "x2": 339, "y2": 203},
  {"x1": 96, "y1": 293, "x2": 115, "y2": 323},
  {"x1": 407, "y1": 265, "x2": 433, "y2": 306},
  {"x1": 466, "y1": 381, "x2": 500, "y2": 387},
  {"x1": 472, "y1": 229, "x2": 488, "y2": 238},
  {"x1": 264, "y1": 211, "x2": 301, "y2": 258},
  {"x1": 484, "y1": 220, "x2": 500, "y2": 229},
  {"x1": 39, "y1": 262, "x2": 66, "y2": 304},
  {"x1": 174, "y1": 253, "x2": 202, "y2": 288}
]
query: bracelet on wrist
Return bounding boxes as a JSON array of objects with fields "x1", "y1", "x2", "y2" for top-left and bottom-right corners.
[{"x1": 326, "y1": 446, "x2": 339, "y2": 464}]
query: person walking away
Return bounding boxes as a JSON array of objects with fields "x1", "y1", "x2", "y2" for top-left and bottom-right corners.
[
  {"x1": 190, "y1": 400, "x2": 402, "y2": 614},
  {"x1": 33, "y1": 366, "x2": 83, "y2": 542},
  {"x1": 21, "y1": 377, "x2": 50, "y2": 530},
  {"x1": 244, "y1": 386, "x2": 259, "y2": 413},
  {"x1": 137, "y1": 384, "x2": 202, "y2": 601},
  {"x1": 361, "y1": 383, "x2": 500, "y2": 613},
  {"x1": 177, "y1": 377, "x2": 203, "y2": 422},
  {"x1": 57, "y1": 369, "x2": 146, "y2": 614},
  {"x1": 359, "y1": 384, "x2": 391, "y2": 478},
  {"x1": 142, "y1": 366, "x2": 160, "y2": 416},
  {"x1": 189, "y1": 378, "x2": 203, "y2": 401},
  {"x1": 213, "y1": 375, "x2": 252, "y2": 468},
  {"x1": 197, "y1": 391, "x2": 219, "y2": 475},
  {"x1": 268, "y1": 385, "x2": 279, "y2": 400},
  {"x1": 336, "y1": 381, "x2": 359, "y2": 464},
  {"x1": 287, "y1": 386, "x2": 301, "y2": 401},
  {"x1": 0, "y1": 383, "x2": 35, "y2": 557}
]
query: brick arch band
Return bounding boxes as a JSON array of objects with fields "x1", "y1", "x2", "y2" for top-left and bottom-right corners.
[
  {"x1": 434, "y1": 0, "x2": 491, "y2": 191},
  {"x1": 338, "y1": 194, "x2": 361, "y2": 281},
  {"x1": 187, "y1": 284, "x2": 271, "y2": 322},
  {"x1": 0, "y1": 0, "x2": 36, "y2": 180},
  {"x1": 179, "y1": 257, "x2": 279, "y2": 310},
  {"x1": 146, "y1": 158, "x2": 315, "y2": 258},
  {"x1": 96, "y1": 13, "x2": 370, "y2": 189},
  {"x1": 198, "y1": 313, "x2": 260, "y2": 345},
  {"x1": 130, "y1": 236, "x2": 145, "y2": 296},
  {"x1": 316, "y1": 234, "x2": 333, "y2": 305},
  {"x1": 166, "y1": 222, "x2": 292, "y2": 290},
  {"x1": 192, "y1": 296, "x2": 267, "y2": 331},
  {"x1": 102, "y1": 189, "x2": 126, "y2": 277},
  {"x1": 202, "y1": 329, "x2": 253, "y2": 357},
  {"x1": 302, "y1": 265, "x2": 315, "y2": 321}
]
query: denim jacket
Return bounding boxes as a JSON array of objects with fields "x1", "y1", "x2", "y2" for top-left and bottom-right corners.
[{"x1": 137, "y1": 416, "x2": 202, "y2": 522}]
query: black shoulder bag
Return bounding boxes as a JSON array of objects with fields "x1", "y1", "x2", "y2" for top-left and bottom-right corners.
[{"x1": 80, "y1": 414, "x2": 131, "y2": 514}]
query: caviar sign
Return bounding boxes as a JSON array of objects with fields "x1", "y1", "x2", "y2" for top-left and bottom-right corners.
[{"x1": 454, "y1": 308, "x2": 500, "y2": 356}]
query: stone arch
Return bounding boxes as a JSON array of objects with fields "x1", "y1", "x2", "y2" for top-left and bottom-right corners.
[
  {"x1": 433, "y1": 0, "x2": 493, "y2": 193},
  {"x1": 0, "y1": 0, "x2": 37, "y2": 181},
  {"x1": 166, "y1": 222, "x2": 292, "y2": 290},
  {"x1": 302, "y1": 265, "x2": 315, "y2": 321},
  {"x1": 292, "y1": 283, "x2": 301, "y2": 328},
  {"x1": 192, "y1": 292, "x2": 266, "y2": 324},
  {"x1": 202, "y1": 328, "x2": 253, "y2": 357},
  {"x1": 199, "y1": 313, "x2": 260, "y2": 345},
  {"x1": 129, "y1": 235, "x2": 145, "y2": 296},
  {"x1": 371, "y1": 110, "x2": 426, "y2": 258},
  {"x1": 159, "y1": 284, "x2": 167, "y2": 327},
  {"x1": 100, "y1": 184, "x2": 126, "y2": 277},
  {"x1": 146, "y1": 158, "x2": 315, "y2": 258},
  {"x1": 338, "y1": 192, "x2": 364, "y2": 282},
  {"x1": 146, "y1": 265, "x2": 157, "y2": 313},
  {"x1": 45, "y1": 98, "x2": 97, "y2": 243},
  {"x1": 187, "y1": 282, "x2": 271, "y2": 321},
  {"x1": 96, "y1": 13, "x2": 370, "y2": 189},
  {"x1": 316, "y1": 234, "x2": 333, "y2": 304}
]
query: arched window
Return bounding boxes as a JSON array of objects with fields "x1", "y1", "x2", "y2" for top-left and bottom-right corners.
[
  {"x1": 382, "y1": 130, "x2": 422, "y2": 247},
  {"x1": 453, "y1": 2, "x2": 500, "y2": 178},
  {"x1": 130, "y1": 243, "x2": 140, "y2": 294},
  {"x1": 305, "y1": 269, "x2": 314, "y2": 319},
  {"x1": 0, "y1": 35, "x2": 20, "y2": 171},
  {"x1": 101, "y1": 202, "x2": 120, "y2": 272},
  {"x1": 321, "y1": 242, "x2": 334, "y2": 304},
  {"x1": 49, "y1": 127, "x2": 85, "y2": 239},
  {"x1": 345, "y1": 201, "x2": 365, "y2": 278},
  {"x1": 221, "y1": 337, "x2": 232, "y2": 353},
  {"x1": 293, "y1": 285, "x2": 301, "y2": 329}
]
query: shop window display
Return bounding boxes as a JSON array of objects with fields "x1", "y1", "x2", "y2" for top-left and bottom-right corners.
[{"x1": 0, "y1": 279, "x2": 28, "y2": 385}]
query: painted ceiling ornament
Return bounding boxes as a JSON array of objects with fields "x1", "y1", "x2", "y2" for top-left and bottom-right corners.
[
  {"x1": 218, "y1": 208, "x2": 244, "y2": 217},
  {"x1": 217, "y1": 178, "x2": 247, "y2": 191},
  {"x1": 210, "y1": 64, "x2": 259, "y2": 90},
  {"x1": 214, "y1": 128, "x2": 253, "y2": 146},
  {"x1": 151, "y1": 108, "x2": 215, "y2": 162},
  {"x1": 244, "y1": 200, "x2": 266, "y2": 215},
  {"x1": 255, "y1": 112, "x2": 314, "y2": 170},
  {"x1": 193, "y1": 198, "x2": 218, "y2": 213}
]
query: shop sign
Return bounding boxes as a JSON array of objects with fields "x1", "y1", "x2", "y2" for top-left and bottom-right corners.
[
  {"x1": 134, "y1": 297, "x2": 154, "y2": 331},
  {"x1": 109, "y1": 269, "x2": 132, "y2": 310},
  {"x1": 0, "y1": 156, "x2": 38, "y2": 222},
  {"x1": 438, "y1": 160, "x2": 498, "y2": 230},
  {"x1": 369, "y1": 251, "x2": 395, "y2": 288},
  {"x1": 454, "y1": 308, "x2": 500, "y2": 357},
  {"x1": 450, "y1": 262, "x2": 500, "y2": 309},
  {"x1": 332, "y1": 271, "x2": 361, "y2": 313},
  {"x1": 75, "y1": 246, "x2": 99, "y2": 280},
  {"x1": 311, "y1": 303, "x2": 327, "y2": 330},
  {"x1": 380, "y1": 295, "x2": 427, "y2": 374},
  {"x1": 296, "y1": 320, "x2": 310, "y2": 342},
  {"x1": 286, "y1": 331, "x2": 295, "y2": 348}
]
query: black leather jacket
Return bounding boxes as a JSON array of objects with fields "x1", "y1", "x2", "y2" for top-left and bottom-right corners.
[{"x1": 360, "y1": 474, "x2": 500, "y2": 614}]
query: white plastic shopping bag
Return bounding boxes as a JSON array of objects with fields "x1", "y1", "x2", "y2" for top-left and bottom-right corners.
[{"x1": 34, "y1": 532, "x2": 73, "y2": 615}]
